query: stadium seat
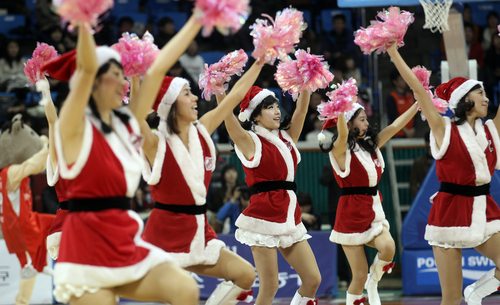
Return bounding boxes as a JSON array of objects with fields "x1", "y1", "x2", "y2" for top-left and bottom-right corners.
[
  {"x1": 147, "y1": 0, "x2": 180, "y2": 13},
  {"x1": 199, "y1": 51, "x2": 226, "y2": 66},
  {"x1": 113, "y1": 0, "x2": 140, "y2": 13},
  {"x1": 0, "y1": 15, "x2": 26, "y2": 37},
  {"x1": 468, "y1": 2, "x2": 500, "y2": 28},
  {"x1": 114, "y1": 12, "x2": 148, "y2": 26},
  {"x1": 152, "y1": 12, "x2": 187, "y2": 32}
]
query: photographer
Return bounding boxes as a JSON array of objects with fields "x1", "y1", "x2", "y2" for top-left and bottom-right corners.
[{"x1": 216, "y1": 184, "x2": 251, "y2": 234}]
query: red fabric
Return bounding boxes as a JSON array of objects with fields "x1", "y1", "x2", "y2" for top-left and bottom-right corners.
[
  {"x1": 48, "y1": 208, "x2": 69, "y2": 236},
  {"x1": 333, "y1": 151, "x2": 384, "y2": 234},
  {"x1": 428, "y1": 123, "x2": 500, "y2": 228},
  {"x1": 469, "y1": 42, "x2": 484, "y2": 67},
  {"x1": 323, "y1": 118, "x2": 337, "y2": 130},
  {"x1": 389, "y1": 90, "x2": 415, "y2": 137},
  {"x1": 62, "y1": 126, "x2": 127, "y2": 199},
  {"x1": 236, "y1": 290, "x2": 253, "y2": 301},
  {"x1": 41, "y1": 49, "x2": 77, "y2": 82},
  {"x1": 144, "y1": 129, "x2": 217, "y2": 254},
  {"x1": 435, "y1": 77, "x2": 469, "y2": 102},
  {"x1": 241, "y1": 86, "x2": 263, "y2": 112},
  {"x1": 383, "y1": 261, "x2": 395, "y2": 272},
  {"x1": 353, "y1": 297, "x2": 366, "y2": 305},
  {"x1": 152, "y1": 76, "x2": 174, "y2": 112},
  {"x1": 54, "y1": 179, "x2": 69, "y2": 203},
  {"x1": 241, "y1": 133, "x2": 301, "y2": 225},
  {"x1": 0, "y1": 168, "x2": 55, "y2": 271}
]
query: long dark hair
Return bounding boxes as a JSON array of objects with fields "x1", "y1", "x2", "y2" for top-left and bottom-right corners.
[
  {"x1": 320, "y1": 108, "x2": 379, "y2": 156},
  {"x1": 451, "y1": 84, "x2": 482, "y2": 125},
  {"x1": 241, "y1": 95, "x2": 291, "y2": 131},
  {"x1": 166, "y1": 101, "x2": 180, "y2": 134},
  {"x1": 3, "y1": 40, "x2": 22, "y2": 68},
  {"x1": 89, "y1": 59, "x2": 128, "y2": 134}
]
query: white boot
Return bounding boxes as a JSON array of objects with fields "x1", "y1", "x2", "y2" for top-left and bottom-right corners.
[
  {"x1": 364, "y1": 254, "x2": 394, "y2": 305},
  {"x1": 464, "y1": 268, "x2": 500, "y2": 305},
  {"x1": 346, "y1": 292, "x2": 366, "y2": 305},
  {"x1": 290, "y1": 290, "x2": 317, "y2": 305},
  {"x1": 205, "y1": 281, "x2": 253, "y2": 305},
  {"x1": 15, "y1": 276, "x2": 36, "y2": 305}
]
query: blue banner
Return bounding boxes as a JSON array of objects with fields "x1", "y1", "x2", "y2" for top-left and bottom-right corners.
[
  {"x1": 403, "y1": 249, "x2": 496, "y2": 296},
  {"x1": 197, "y1": 231, "x2": 337, "y2": 299}
]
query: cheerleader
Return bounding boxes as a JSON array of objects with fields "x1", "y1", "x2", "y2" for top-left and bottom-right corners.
[
  {"x1": 387, "y1": 41, "x2": 500, "y2": 305},
  {"x1": 42, "y1": 17, "x2": 204, "y2": 305},
  {"x1": 139, "y1": 60, "x2": 264, "y2": 305}
]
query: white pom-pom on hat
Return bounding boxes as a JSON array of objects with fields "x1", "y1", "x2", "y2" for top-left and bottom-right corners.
[
  {"x1": 238, "y1": 112, "x2": 248, "y2": 122},
  {"x1": 318, "y1": 132, "x2": 326, "y2": 142}
]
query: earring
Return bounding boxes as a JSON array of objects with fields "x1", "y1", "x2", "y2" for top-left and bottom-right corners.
[{"x1": 92, "y1": 85, "x2": 97, "y2": 90}]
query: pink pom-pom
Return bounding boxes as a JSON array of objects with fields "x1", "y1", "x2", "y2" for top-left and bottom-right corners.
[
  {"x1": 111, "y1": 32, "x2": 160, "y2": 78},
  {"x1": 317, "y1": 78, "x2": 358, "y2": 122},
  {"x1": 251, "y1": 7, "x2": 307, "y2": 65},
  {"x1": 354, "y1": 6, "x2": 414, "y2": 55},
  {"x1": 411, "y1": 66, "x2": 448, "y2": 120},
  {"x1": 24, "y1": 42, "x2": 60, "y2": 85},
  {"x1": 122, "y1": 80, "x2": 130, "y2": 104},
  {"x1": 275, "y1": 49, "x2": 334, "y2": 101},
  {"x1": 53, "y1": 0, "x2": 113, "y2": 32},
  {"x1": 193, "y1": 0, "x2": 250, "y2": 37},
  {"x1": 498, "y1": 25, "x2": 500, "y2": 35},
  {"x1": 199, "y1": 49, "x2": 248, "y2": 100}
]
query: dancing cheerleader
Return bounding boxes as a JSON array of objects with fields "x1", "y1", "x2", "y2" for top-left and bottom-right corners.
[
  {"x1": 388, "y1": 40, "x2": 500, "y2": 305},
  {"x1": 41, "y1": 15, "x2": 205, "y2": 305},
  {"x1": 139, "y1": 58, "x2": 264, "y2": 305}
]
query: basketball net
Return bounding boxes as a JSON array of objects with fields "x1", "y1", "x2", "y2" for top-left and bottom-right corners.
[{"x1": 419, "y1": 0, "x2": 454, "y2": 33}]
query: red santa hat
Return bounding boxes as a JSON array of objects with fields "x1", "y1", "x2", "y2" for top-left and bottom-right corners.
[
  {"x1": 42, "y1": 46, "x2": 121, "y2": 88},
  {"x1": 318, "y1": 103, "x2": 365, "y2": 142},
  {"x1": 238, "y1": 86, "x2": 276, "y2": 122},
  {"x1": 435, "y1": 77, "x2": 483, "y2": 113},
  {"x1": 152, "y1": 76, "x2": 190, "y2": 119}
]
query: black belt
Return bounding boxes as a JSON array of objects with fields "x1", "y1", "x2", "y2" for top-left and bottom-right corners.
[
  {"x1": 154, "y1": 202, "x2": 207, "y2": 215},
  {"x1": 439, "y1": 182, "x2": 490, "y2": 197},
  {"x1": 250, "y1": 181, "x2": 297, "y2": 195},
  {"x1": 341, "y1": 185, "x2": 378, "y2": 196},
  {"x1": 68, "y1": 197, "x2": 131, "y2": 212},
  {"x1": 59, "y1": 201, "x2": 69, "y2": 210}
]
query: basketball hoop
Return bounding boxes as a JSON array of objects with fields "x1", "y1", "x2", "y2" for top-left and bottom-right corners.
[{"x1": 419, "y1": 0, "x2": 453, "y2": 33}]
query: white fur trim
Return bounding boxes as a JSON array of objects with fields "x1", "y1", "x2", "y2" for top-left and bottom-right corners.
[
  {"x1": 456, "y1": 119, "x2": 491, "y2": 185},
  {"x1": 47, "y1": 232, "x2": 61, "y2": 260},
  {"x1": 54, "y1": 116, "x2": 93, "y2": 180},
  {"x1": 46, "y1": 155, "x2": 59, "y2": 186},
  {"x1": 163, "y1": 122, "x2": 210, "y2": 205},
  {"x1": 329, "y1": 149, "x2": 351, "y2": 178},
  {"x1": 425, "y1": 195, "x2": 487, "y2": 245},
  {"x1": 330, "y1": 219, "x2": 390, "y2": 246},
  {"x1": 344, "y1": 103, "x2": 365, "y2": 122},
  {"x1": 157, "y1": 78, "x2": 189, "y2": 118},
  {"x1": 140, "y1": 131, "x2": 166, "y2": 185},
  {"x1": 430, "y1": 117, "x2": 452, "y2": 160},
  {"x1": 448, "y1": 80, "x2": 483, "y2": 112},
  {"x1": 235, "y1": 223, "x2": 310, "y2": 248},
  {"x1": 68, "y1": 47, "x2": 121, "y2": 89},
  {"x1": 280, "y1": 130, "x2": 301, "y2": 165},
  {"x1": 195, "y1": 122, "x2": 217, "y2": 172},
  {"x1": 234, "y1": 131, "x2": 262, "y2": 168},
  {"x1": 167, "y1": 215, "x2": 225, "y2": 268},
  {"x1": 242, "y1": 89, "x2": 274, "y2": 121},
  {"x1": 353, "y1": 147, "x2": 383, "y2": 187},
  {"x1": 484, "y1": 120, "x2": 500, "y2": 170},
  {"x1": 53, "y1": 211, "x2": 175, "y2": 303},
  {"x1": 485, "y1": 219, "x2": 500, "y2": 237},
  {"x1": 235, "y1": 190, "x2": 298, "y2": 235}
]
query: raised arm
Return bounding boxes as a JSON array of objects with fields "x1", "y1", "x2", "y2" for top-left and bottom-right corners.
[
  {"x1": 377, "y1": 102, "x2": 418, "y2": 147},
  {"x1": 331, "y1": 112, "x2": 348, "y2": 162},
  {"x1": 199, "y1": 61, "x2": 263, "y2": 135},
  {"x1": 386, "y1": 43, "x2": 446, "y2": 148},
  {"x1": 287, "y1": 91, "x2": 311, "y2": 143},
  {"x1": 215, "y1": 92, "x2": 256, "y2": 160},
  {"x1": 42, "y1": 79, "x2": 58, "y2": 173},
  {"x1": 128, "y1": 16, "x2": 202, "y2": 122},
  {"x1": 58, "y1": 25, "x2": 99, "y2": 165}
]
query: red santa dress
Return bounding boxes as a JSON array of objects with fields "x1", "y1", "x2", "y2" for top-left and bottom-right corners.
[
  {"x1": 0, "y1": 167, "x2": 55, "y2": 273},
  {"x1": 328, "y1": 143, "x2": 389, "y2": 245},
  {"x1": 141, "y1": 121, "x2": 225, "y2": 268},
  {"x1": 53, "y1": 107, "x2": 174, "y2": 303},
  {"x1": 233, "y1": 125, "x2": 310, "y2": 249},
  {"x1": 45, "y1": 156, "x2": 69, "y2": 260},
  {"x1": 425, "y1": 117, "x2": 500, "y2": 248}
]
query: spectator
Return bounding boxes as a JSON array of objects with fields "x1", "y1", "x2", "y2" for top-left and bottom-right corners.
[
  {"x1": 338, "y1": 53, "x2": 361, "y2": 85},
  {"x1": 301, "y1": 90, "x2": 326, "y2": 139},
  {"x1": 44, "y1": 26, "x2": 74, "y2": 54},
  {"x1": 178, "y1": 40, "x2": 205, "y2": 83},
  {"x1": 216, "y1": 184, "x2": 251, "y2": 234},
  {"x1": 0, "y1": 40, "x2": 31, "y2": 101},
  {"x1": 482, "y1": 11, "x2": 499, "y2": 51},
  {"x1": 305, "y1": 117, "x2": 334, "y2": 142},
  {"x1": 155, "y1": 16, "x2": 177, "y2": 49},
  {"x1": 462, "y1": 4, "x2": 480, "y2": 44},
  {"x1": 166, "y1": 61, "x2": 201, "y2": 99},
  {"x1": 464, "y1": 22, "x2": 484, "y2": 68},
  {"x1": 212, "y1": 164, "x2": 239, "y2": 213},
  {"x1": 297, "y1": 191, "x2": 322, "y2": 231},
  {"x1": 484, "y1": 31, "x2": 500, "y2": 110},
  {"x1": 321, "y1": 14, "x2": 357, "y2": 68},
  {"x1": 35, "y1": 0, "x2": 61, "y2": 34},
  {"x1": 409, "y1": 131, "x2": 433, "y2": 198},
  {"x1": 386, "y1": 69, "x2": 415, "y2": 138}
]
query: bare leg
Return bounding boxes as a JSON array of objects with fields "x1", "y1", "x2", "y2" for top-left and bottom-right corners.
[
  {"x1": 251, "y1": 246, "x2": 280, "y2": 305},
  {"x1": 114, "y1": 262, "x2": 199, "y2": 305},
  {"x1": 433, "y1": 246, "x2": 463, "y2": 305},
  {"x1": 70, "y1": 288, "x2": 116, "y2": 305},
  {"x1": 365, "y1": 227, "x2": 396, "y2": 261},
  {"x1": 186, "y1": 248, "x2": 255, "y2": 289},
  {"x1": 474, "y1": 232, "x2": 500, "y2": 279},
  {"x1": 342, "y1": 244, "x2": 368, "y2": 295},
  {"x1": 279, "y1": 240, "x2": 321, "y2": 299}
]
